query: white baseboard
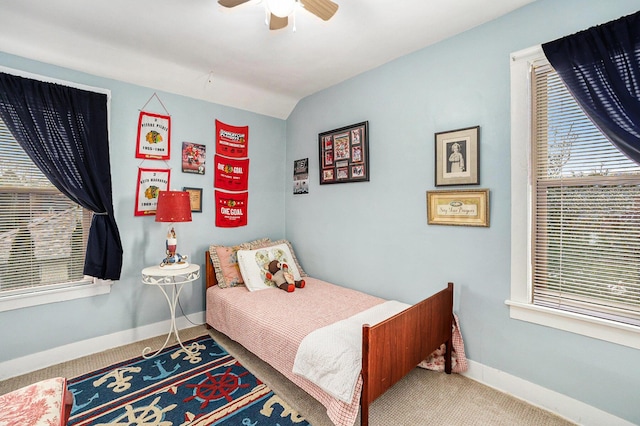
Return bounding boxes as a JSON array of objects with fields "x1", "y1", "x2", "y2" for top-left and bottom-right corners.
[
  {"x1": 0, "y1": 311, "x2": 206, "y2": 380},
  {"x1": 462, "y1": 359, "x2": 634, "y2": 426},
  {"x1": 2, "y1": 319, "x2": 632, "y2": 426}
]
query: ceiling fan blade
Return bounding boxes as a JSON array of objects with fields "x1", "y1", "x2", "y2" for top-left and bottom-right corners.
[
  {"x1": 269, "y1": 14, "x2": 288, "y2": 30},
  {"x1": 300, "y1": 0, "x2": 338, "y2": 21},
  {"x1": 218, "y1": 0, "x2": 252, "y2": 8}
]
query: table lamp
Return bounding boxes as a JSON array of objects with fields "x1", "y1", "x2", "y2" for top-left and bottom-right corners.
[{"x1": 155, "y1": 190, "x2": 192, "y2": 268}]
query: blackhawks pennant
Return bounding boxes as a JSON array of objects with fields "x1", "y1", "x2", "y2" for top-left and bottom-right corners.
[
  {"x1": 134, "y1": 168, "x2": 170, "y2": 216},
  {"x1": 215, "y1": 119, "x2": 248, "y2": 158},
  {"x1": 214, "y1": 155, "x2": 249, "y2": 191},
  {"x1": 136, "y1": 111, "x2": 171, "y2": 160},
  {"x1": 215, "y1": 190, "x2": 248, "y2": 227}
]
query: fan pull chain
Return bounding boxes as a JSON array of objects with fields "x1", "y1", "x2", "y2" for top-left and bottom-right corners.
[{"x1": 292, "y1": 9, "x2": 296, "y2": 32}]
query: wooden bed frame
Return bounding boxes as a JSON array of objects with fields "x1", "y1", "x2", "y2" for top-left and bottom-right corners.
[{"x1": 205, "y1": 251, "x2": 453, "y2": 426}]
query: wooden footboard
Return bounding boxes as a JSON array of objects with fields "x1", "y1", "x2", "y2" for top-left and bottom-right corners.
[{"x1": 360, "y1": 282, "x2": 454, "y2": 426}]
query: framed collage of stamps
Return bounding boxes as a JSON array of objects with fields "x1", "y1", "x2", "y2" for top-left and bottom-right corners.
[{"x1": 319, "y1": 121, "x2": 369, "y2": 185}]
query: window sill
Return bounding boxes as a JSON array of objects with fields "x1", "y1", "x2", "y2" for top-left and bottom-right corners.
[
  {"x1": 506, "y1": 299, "x2": 640, "y2": 350},
  {"x1": 0, "y1": 280, "x2": 111, "y2": 313}
]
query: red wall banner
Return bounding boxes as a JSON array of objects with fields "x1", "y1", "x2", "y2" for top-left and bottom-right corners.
[
  {"x1": 134, "y1": 167, "x2": 170, "y2": 216},
  {"x1": 214, "y1": 155, "x2": 249, "y2": 191},
  {"x1": 136, "y1": 111, "x2": 171, "y2": 160},
  {"x1": 215, "y1": 190, "x2": 248, "y2": 227},
  {"x1": 215, "y1": 119, "x2": 248, "y2": 158}
]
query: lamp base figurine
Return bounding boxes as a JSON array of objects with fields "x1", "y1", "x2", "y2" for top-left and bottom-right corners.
[{"x1": 160, "y1": 227, "x2": 189, "y2": 269}]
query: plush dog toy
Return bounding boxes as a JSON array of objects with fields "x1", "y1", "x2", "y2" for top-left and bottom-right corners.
[{"x1": 265, "y1": 260, "x2": 305, "y2": 292}]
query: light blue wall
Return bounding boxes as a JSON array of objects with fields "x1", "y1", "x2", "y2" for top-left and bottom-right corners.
[
  {"x1": 0, "y1": 53, "x2": 287, "y2": 361},
  {"x1": 1, "y1": 0, "x2": 639, "y2": 423},
  {"x1": 285, "y1": 0, "x2": 640, "y2": 424}
]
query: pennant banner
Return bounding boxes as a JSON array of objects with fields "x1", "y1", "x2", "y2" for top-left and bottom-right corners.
[
  {"x1": 136, "y1": 111, "x2": 171, "y2": 160},
  {"x1": 215, "y1": 119, "x2": 248, "y2": 158},
  {"x1": 134, "y1": 168, "x2": 170, "y2": 216},
  {"x1": 215, "y1": 190, "x2": 248, "y2": 227},
  {"x1": 214, "y1": 155, "x2": 249, "y2": 191}
]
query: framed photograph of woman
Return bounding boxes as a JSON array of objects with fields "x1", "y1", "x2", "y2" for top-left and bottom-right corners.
[{"x1": 435, "y1": 126, "x2": 479, "y2": 186}]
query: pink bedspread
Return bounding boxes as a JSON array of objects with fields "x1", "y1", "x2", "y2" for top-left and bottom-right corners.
[{"x1": 206, "y1": 277, "x2": 384, "y2": 426}]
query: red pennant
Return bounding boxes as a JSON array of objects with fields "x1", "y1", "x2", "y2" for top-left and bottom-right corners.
[{"x1": 215, "y1": 190, "x2": 248, "y2": 227}]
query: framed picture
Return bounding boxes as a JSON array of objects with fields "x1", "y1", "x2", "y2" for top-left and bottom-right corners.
[
  {"x1": 182, "y1": 142, "x2": 206, "y2": 174},
  {"x1": 426, "y1": 189, "x2": 489, "y2": 227},
  {"x1": 293, "y1": 158, "x2": 309, "y2": 195},
  {"x1": 435, "y1": 126, "x2": 479, "y2": 186},
  {"x1": 319, "y1": 121, "x2": 369, "y2": 184},
  {"x1": 183, "y1": 187, "x2": 203, "y2": 213}
]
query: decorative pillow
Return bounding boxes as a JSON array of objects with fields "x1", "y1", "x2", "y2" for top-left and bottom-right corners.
[
  {"x1": 260, "y1": 239, "x2": 308, "y2": 277},
  {"x1": 209, "y1": 238, "x2": 271, "y2": 288},
  {"x1": 237, "y1": 242, "x2": 304, "y2": 291}
]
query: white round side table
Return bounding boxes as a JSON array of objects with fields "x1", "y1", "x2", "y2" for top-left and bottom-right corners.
[{"x1": 141, "y1": 263, "x2": 200, "y2": 358}]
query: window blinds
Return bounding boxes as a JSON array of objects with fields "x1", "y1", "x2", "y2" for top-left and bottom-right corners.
[
  {"x1": 532, "y1": 60, "x2": 640, "y2": 326},
  {"x1": 0, "y1": 117, "x2": 90, "y2": 294}
]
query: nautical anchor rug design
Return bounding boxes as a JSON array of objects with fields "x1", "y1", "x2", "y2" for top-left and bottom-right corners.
[{"x1": 67, "y1": 335, "x2": 310, "y2": 425}]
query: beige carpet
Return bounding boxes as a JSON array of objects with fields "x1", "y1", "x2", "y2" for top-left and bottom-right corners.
[{"x1": 0, "y1": 325, "x2": 575, "y2": 425}]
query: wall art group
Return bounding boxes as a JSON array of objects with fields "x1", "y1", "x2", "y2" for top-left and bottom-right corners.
[{"x1": 319, "y1": 121, "x2": 369, "y2": 185}]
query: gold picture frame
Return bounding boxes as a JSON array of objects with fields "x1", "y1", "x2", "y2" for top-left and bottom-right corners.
[{"x1": 426, "y1": 189, "x2": 489, "y2": 227}]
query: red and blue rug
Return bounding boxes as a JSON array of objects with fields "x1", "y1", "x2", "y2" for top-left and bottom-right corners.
[{"x1": 67, "y1": 335, "x2": 311, "y2": 425}]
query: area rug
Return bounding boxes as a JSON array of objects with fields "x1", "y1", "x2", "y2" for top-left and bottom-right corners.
[{"x1": 67, "y1": 335, "x2": 311, "y2": 425}]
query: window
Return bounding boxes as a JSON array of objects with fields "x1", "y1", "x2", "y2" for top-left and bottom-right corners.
[
  {"x1": 0, "y1": 69, "x2": 112, "y2": 312},
  {"x1": 508, "y1": 46, "x2": 640, "y2": 349},
  {"x1": 0, "y1": 117, "x2": 92, "y2": 288}
]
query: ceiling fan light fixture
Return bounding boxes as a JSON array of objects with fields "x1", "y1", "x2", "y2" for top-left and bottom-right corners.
[{"x1": 266, "y1": 0, "x2": 296, "y2": 18}]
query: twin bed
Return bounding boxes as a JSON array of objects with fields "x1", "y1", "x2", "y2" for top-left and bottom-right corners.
[{"x1": 204, "y1": 245, "x2": 454, "y2": 426}]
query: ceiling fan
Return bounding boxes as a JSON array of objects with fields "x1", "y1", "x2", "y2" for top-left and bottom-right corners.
[{"x1": 218, "y1": 0, "x2": 339, "y2": 31}]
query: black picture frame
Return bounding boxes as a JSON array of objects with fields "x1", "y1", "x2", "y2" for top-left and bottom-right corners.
[
  {"x1": 183, "y1": 187, "x2": 203, "y2": 213},
  {"x1": 435, "y1": 125, "x2": 479, "y2": 186},
  {"x1": 319, "y1": 121, "x2": 369, "y2": 185}
]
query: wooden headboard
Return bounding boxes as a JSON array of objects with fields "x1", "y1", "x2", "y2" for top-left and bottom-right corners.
[{"x1": 205, "y1": 251, "x2": 218, "y2": 289}]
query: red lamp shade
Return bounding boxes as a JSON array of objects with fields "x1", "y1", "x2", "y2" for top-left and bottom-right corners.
[{"x1": 155, "y1": 191, "x2": 192, "y2": 223}]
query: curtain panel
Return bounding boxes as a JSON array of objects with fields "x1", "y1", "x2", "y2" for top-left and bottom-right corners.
[
  {"x1": 542, "y1": 11, "x2": 640, "y2": 164},
  {"x1": 0, "y1": 72, "x2": 123, "y2": 280}
]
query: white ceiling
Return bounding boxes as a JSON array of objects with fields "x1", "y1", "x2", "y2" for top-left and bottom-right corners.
[{"x1": 0, "y1": 0, "x2": 535, "y2": 119}]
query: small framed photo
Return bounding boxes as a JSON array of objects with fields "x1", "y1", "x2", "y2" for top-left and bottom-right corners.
[
  {"x1": 319, "y1": 121, "x2": 369, "y2": 184},
  {"x1": 435, "y1": 126, "x2": 479, "y2": 186},
  {"x1": 293, "y1": 158, "x2": 309, "y2": 195},
  {"x1": 426, "y1": 189, "x2": 489, "y2": 227},
  {"x1": 182, "y1": 142, "x2": 206, "y2": 174},
  {"x1": 183, "y1": 187, "x2": 203, "y2": 213}
]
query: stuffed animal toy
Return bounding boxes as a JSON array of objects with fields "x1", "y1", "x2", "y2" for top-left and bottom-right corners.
[{"x1": 265, "y1": 260, "x2": 305, "y2": 292}]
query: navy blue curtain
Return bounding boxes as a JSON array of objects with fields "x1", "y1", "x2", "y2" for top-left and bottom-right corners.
[
  {"x1": 542, "y1": 11, "x2": 640, "y2": 164},
  {"x1": 0, "y1": 72, "x2": 123, "y2": 280}
]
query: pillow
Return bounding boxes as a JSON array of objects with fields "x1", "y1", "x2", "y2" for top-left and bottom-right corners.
[
  {"x1": 209, "y1": 238, "x2": 271, "y2": 288},
  {"x1": 260, "y1": 239, "x2": 308, "y2": 278},
  {"x1": 237, "y1": 242, "x2": 304, "y2": 292}
]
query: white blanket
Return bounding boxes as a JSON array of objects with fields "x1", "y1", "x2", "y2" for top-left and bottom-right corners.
[{"x1": 292, "y1": 300, "x2": 410, "y2": 403}]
